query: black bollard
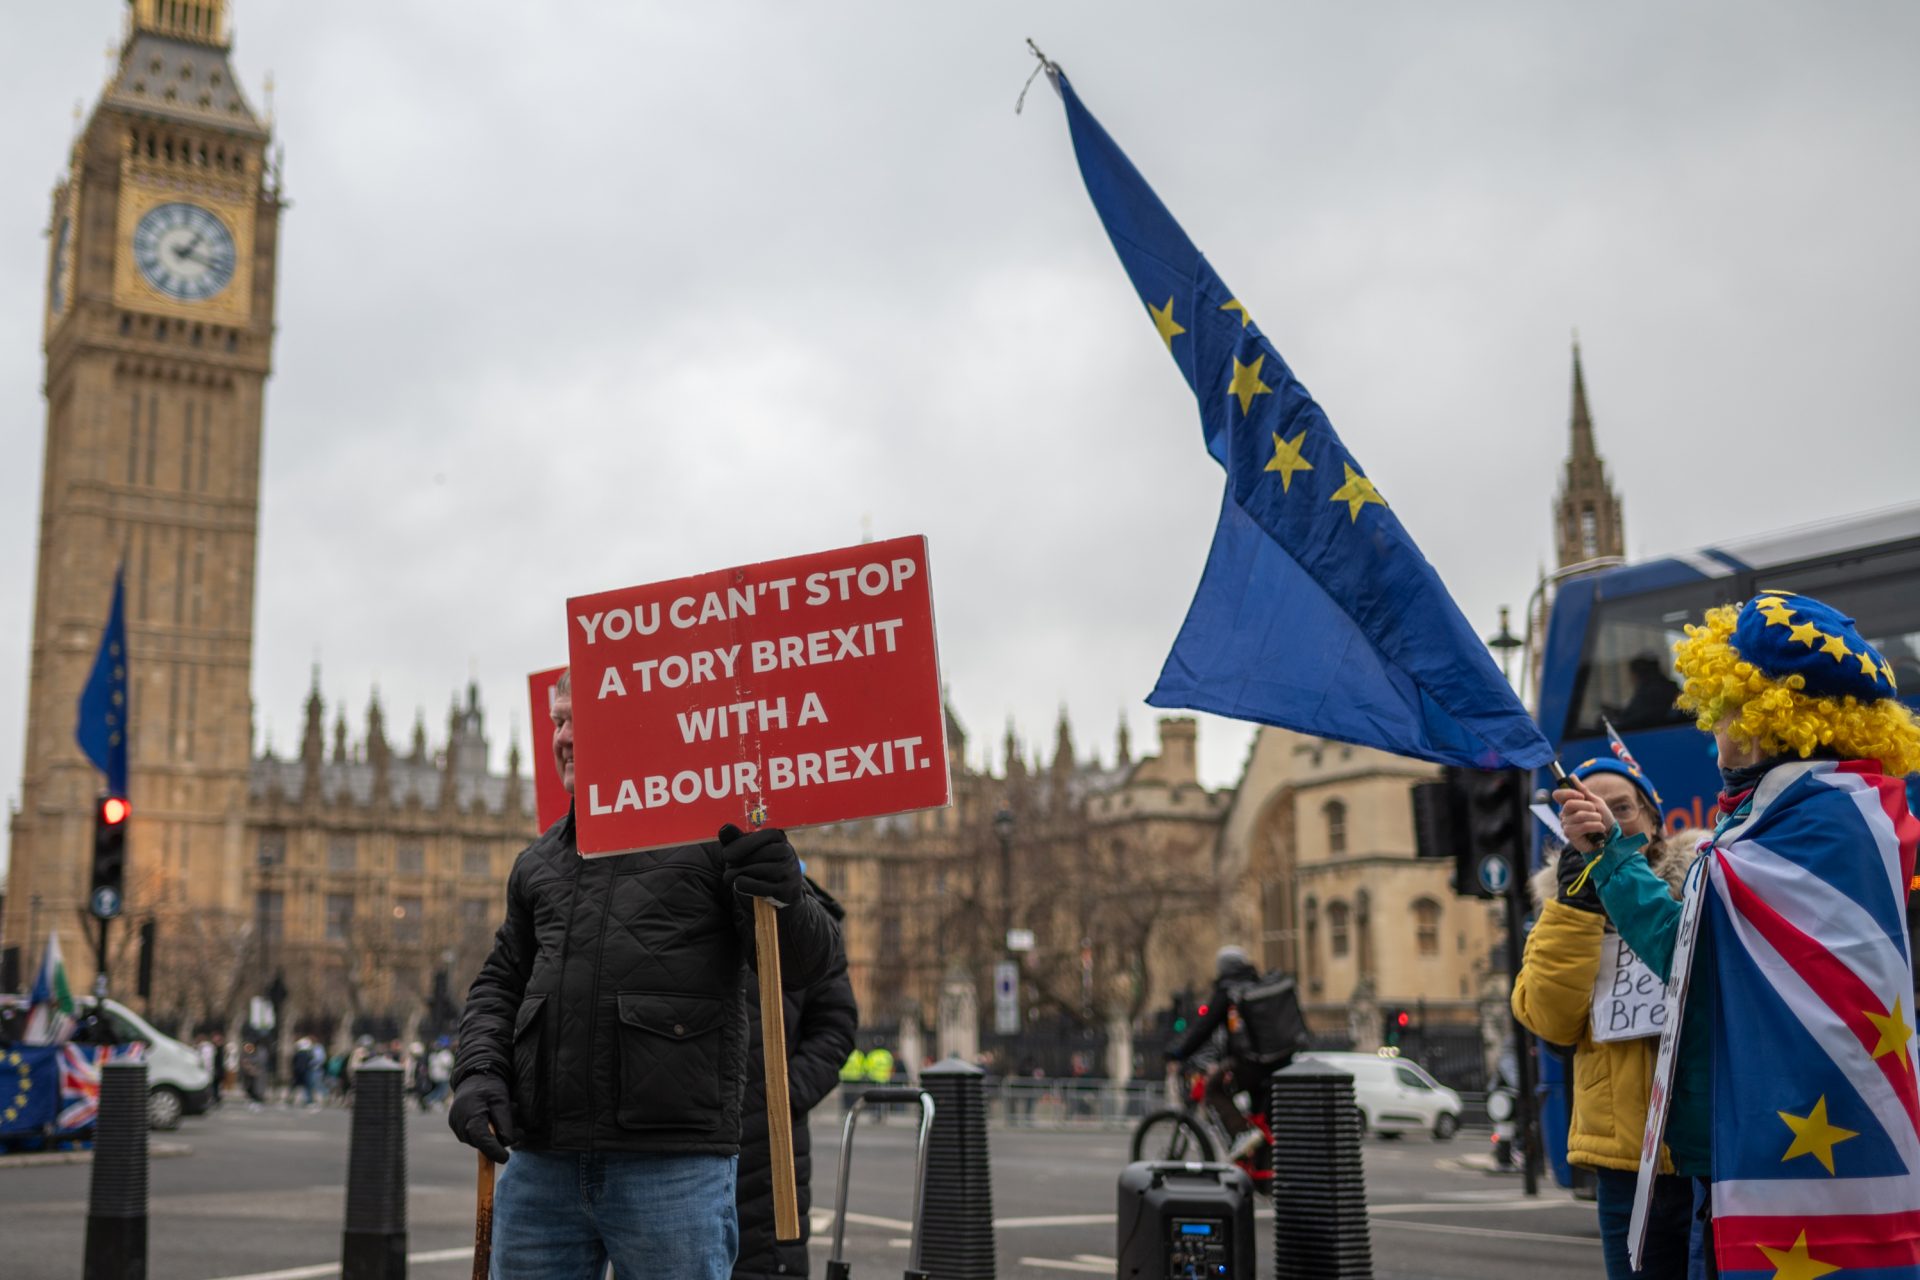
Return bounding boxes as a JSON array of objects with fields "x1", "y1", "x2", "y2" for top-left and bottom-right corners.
[
  {"x1": 917, "y1": 1057, "x2": 997, "y2": 1280},
  {"x1": 1269, "y1": 1058, "x2": 1372, "y2": 1279},
  {"x1": 342, "y1": 1060, "x2": 408, "y2": 1279},
  {"x1": 85, "y1": 1057, "x2": 149, "y2": 1279}
]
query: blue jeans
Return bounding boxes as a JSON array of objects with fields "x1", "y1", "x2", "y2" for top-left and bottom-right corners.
[
  {"x1": 491, "y1": 1148, "x2": 738, "y2": 1279},
  {"x1": 1594, "y1": 1168, "x2": 1691, "y2": 1278},
  {"x1": 1689, "y1": 1177, "x2": 1715, "y2": 1279}
]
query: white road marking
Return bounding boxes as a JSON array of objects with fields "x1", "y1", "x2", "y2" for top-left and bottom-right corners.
[
  {"x1": 996, "y1": 1213, "x2": 1116, "y2": 1228},
  {"x1": 1019, "y1": 1258, "x2": 1111, "y2": 1274}
]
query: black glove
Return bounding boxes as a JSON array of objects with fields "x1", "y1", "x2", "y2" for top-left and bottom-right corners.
[
  {"x1": 717, "y1": 824, "x2": 805, "y2": 907},
  {"x1": 1555, "y1": 846, "x2": 1604, "y2": 914},
  {"x1": 448, "y1": 1072, "x2": 514, "y2": 1163}
]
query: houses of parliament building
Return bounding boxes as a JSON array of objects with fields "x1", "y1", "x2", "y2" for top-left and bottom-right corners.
[{"x1": 3, "y1": 2, "x2": 1625, "y2": 1067}]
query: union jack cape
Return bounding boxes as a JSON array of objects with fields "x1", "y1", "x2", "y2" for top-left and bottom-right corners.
[{"x1": 1707, "y1": 759, "x2": 1920, "y2": 1276}]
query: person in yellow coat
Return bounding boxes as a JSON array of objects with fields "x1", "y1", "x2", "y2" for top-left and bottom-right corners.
[{"x1": 1511, "y1": 756, "x2": 1697, "y2": 1280}]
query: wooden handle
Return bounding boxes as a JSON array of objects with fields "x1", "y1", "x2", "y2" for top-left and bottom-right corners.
[
  {"x1": 473, "y1": 1150, "x2": 496, "y2": 1279},
  {"x1": 754, "y1": 895, "x2": 802, "y2": 1242}
]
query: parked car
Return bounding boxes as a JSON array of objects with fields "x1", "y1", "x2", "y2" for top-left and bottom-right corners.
[
  {"x1": 0, "y1": 994, "x2": 212, "y2": 1130},
  {"x1": 1296, "y1": 1050, "x2": 1463, "y2": 1139}
]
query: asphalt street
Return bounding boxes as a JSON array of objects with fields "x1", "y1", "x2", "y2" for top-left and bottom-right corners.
[{"x1": 0, "y1": 1104, "x2": 1605, "y2": 1278}]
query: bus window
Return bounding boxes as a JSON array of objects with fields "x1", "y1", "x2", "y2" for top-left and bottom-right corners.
[
  {"x1": 1569, "y1": 582, "x2": 1731, "y2": 738},
  {"x1": 1762, "y1": 547, "x2": 1920, "y2": 695}
]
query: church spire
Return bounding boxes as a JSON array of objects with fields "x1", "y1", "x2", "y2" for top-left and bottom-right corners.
[
  {"x1": 1570, "y1": 339, "x2": 1595, "y2": 459},
  {"x1": 1553, "y1": 337, "x2": 1626, "y2": 569}
]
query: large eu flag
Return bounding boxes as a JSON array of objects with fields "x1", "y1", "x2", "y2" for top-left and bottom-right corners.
[
  {"x1": 1050, "y1": 71, "x2": 1550, "y2": 770},
  {"x1": 75, "y1": 567, "x2": 129, "y2": 796}
]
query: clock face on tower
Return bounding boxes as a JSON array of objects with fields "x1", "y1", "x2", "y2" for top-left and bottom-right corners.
[{"x1": 131, "y1": 202, "x2": 237, "y2": 302}]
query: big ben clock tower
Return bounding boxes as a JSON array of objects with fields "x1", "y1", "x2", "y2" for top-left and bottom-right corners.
[{"x1": 4, "y1": 0, "x2": 280, "y2": 983}]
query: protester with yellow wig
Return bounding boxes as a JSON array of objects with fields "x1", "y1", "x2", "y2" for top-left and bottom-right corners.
[{"x1": 1556, "y1": 592, "x2": 1920, "y2": 1279}]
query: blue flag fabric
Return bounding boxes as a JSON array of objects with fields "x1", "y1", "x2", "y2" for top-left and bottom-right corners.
[
  {"x1": 75, "y1": 567, "x2": 129, "y2": 796},
  {"x1": 0, "y1": 1046, "x2": 61, "y2": 1138},
  {"x1": 1052, "y1": 71, "x2": 1551, "y2": 769}
]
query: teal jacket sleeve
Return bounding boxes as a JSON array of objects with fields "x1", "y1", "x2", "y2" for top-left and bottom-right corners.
[{"x1": 1587, "y1": 832, "x2": 1683, "y2": 982}]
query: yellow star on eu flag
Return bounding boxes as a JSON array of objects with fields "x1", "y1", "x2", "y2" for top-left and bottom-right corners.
[
  {"x1": 1778, "y1": 1096, "x2": 1858, "y2": 1175},
  {"x1": 1265, "y1": 430, "x2": 1314, "y2": 492},
  {"x1": 1227, "y1": 354, "x2": 1271, "y2": 416},
  {"x1": 1756, "y1": 1230, "x2": 1840, "y2": 1280},
  {"x1": 1867, "y1": 996, "x2": 1913, "y2": 1069},
  {"x1": 1149, "y1": 297, "x2": 1185, "y2": 350},
  {"x1": 1329, "y1": 463, "x2": 1386, "y2": 522},
  {"x1": 1788, "y1": 621, "x2": 1820, "y2": 649},
  {"x1": 1820, "y1": 633, "x2": 1850, "y2": 663},
  {"x1": 1220, "y1": 299, "x2": 1252, "y2": 327}
]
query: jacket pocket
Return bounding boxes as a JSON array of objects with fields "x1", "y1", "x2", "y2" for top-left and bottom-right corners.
[
  {"x1": 615, "y1": 991, "x2": 724, "y2": 1130},
  {"x1": 510, "y1": 993, "x2": 548, "y2": 1135}
]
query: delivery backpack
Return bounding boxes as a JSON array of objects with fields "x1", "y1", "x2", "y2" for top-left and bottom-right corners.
[{"x1": 1226, "y1": 971, "x2": 1311, "y2": 1067}]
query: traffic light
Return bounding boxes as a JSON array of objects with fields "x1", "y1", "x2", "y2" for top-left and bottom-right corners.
[
  {"x1": 1171, "y1": 989, "x2": 1190, "y2": 1034},
  {"x1": 1411, "y1": 767, "x2": 1529, "y2": 900},
  {"x1": 1462, "y1": 768, "x2": 1530, "y2": 900},
  {"x1": 1384, "y1": 1007, "x2": 1411, "y2": 1047},
  {"x1": 90, "y1": 794, "x2": 130, "y2": 919}
]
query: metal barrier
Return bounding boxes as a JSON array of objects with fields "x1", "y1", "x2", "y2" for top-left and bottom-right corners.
[{"x1": 989, "y1": 1077, "x2": 1164, "y2": 1129}]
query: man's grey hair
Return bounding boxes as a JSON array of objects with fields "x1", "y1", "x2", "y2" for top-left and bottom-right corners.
[{"x1": 551, "y1": 670, "x2": 570, "y2": 703}]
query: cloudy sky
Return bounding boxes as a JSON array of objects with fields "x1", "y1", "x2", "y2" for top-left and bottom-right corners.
[{"x1": 4, "y1": 2, "x2": 1918, "y2": 871}]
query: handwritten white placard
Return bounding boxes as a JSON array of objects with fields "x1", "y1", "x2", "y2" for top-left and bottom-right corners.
[{"x1": 1590, "y1": 933, "x2": 1667, "y2": 1043}]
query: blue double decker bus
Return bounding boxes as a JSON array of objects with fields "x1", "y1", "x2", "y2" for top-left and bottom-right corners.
[{"x1": 1529, "y1": 500, "x2": 1920, "y2": 1186}]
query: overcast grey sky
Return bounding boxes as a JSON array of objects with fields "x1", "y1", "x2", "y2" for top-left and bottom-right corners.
[{"x1": 5, "y1": 2, "x2": 1919, "y2": 873}]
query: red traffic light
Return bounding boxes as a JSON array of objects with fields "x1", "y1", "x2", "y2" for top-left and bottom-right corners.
[
  {"x1": 1395, "y1": 1010, "x2": 1411, "y2": 1027},
  {"x1": 100, "y1": 796, "x2": 130, "y2": 825},
  {"x1": 1196, "y1": 1004, "x2": 1210, "y2": 1018}
]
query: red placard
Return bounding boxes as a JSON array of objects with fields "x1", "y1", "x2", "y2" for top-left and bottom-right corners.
[
  {"x1": 566, "y1": 535, "x2": 949, "y2": 855},
  {"x1": 527, "y1": 665, "x2": 571, "y2": 833}
]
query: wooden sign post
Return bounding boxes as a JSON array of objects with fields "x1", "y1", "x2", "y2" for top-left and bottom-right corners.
[{"x1": 566, "y1": 535, "x2": 949, "y2": 1242}]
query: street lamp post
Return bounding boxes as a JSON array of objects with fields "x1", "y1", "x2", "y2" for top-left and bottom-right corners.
[
  {"x1": 1486, "y1": 605, "x2": 1524, "y2": 684},
  {"x1": 993, "y1": 809, "x2": 1015, "y2": 951}
]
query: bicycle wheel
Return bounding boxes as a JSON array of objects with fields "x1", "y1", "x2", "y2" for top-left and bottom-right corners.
[{"x1": 1130, "y1": 1109, "x2": 1217, "y2": 1163}]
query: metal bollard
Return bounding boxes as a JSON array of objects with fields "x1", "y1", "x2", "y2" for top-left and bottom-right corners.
[
  {"x1": 85, "y1": 1057, "x2": 149, "y2": 1279},
  {"x1": 342, "y1": 1060, "x2": 408, "y2": 1279},
  {"x1": 1269, "y1": 1058, "x2": 1372, "y2": 1279},
  {"x1": 917, "y1": 1057, "x2": 996, "y2": 1280}
]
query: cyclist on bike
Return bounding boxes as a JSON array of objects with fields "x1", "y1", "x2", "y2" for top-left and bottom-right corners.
[{"x1": 1165, "y1": 945, "x2": 1295, "y2": 1162}]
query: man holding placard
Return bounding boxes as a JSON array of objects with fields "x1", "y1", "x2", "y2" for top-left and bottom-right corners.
[{"x1": 449, "y1": 671, "x2": 842, "y2": 1279}]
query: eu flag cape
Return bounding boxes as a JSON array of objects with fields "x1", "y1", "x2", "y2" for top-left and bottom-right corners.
[
  {"x1": 1700, "y1": 760, "x2": 1920, "y2": 1276},
  {"x1": 1050, "y1": 70, "x2": 1550, "y2": 770},
  {"x1": 75, "y1": 567, "x2": 129, "y2": 797}
]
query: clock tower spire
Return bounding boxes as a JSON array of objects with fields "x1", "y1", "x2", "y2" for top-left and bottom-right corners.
[{"x1": 3, "y1": 0, "x2": 281, "y2": 985}]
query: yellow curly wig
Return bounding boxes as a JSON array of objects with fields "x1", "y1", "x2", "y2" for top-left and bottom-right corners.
[{"x1": 1672, "y1": 604, "x2": 1920, "y2": 776}]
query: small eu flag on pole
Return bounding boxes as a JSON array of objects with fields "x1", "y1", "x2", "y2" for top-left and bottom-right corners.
[
  {"x1": 76, "y1": 567, "x2": 130, "y2": 797},
  {"x1": 1043, "y1": 63, "x2": 1550, "y2": 770}
]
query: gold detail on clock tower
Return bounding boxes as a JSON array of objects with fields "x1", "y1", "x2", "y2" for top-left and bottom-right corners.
[{"x1": 128, "y1": 1, "x2": 230, "y2": 47}]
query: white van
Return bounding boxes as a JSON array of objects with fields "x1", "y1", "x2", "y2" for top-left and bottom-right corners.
[
  {"x1": 1297, "y1": 1050, "x2": 1463, "y2": 1139},
  {"x1": 89, "y1": 998, "x2": 215, "y2": 1130}
]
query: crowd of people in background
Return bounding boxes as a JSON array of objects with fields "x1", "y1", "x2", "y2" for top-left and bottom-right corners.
[{"x1": 190, "y1": 1031, "x2": 460, "y2": 1113}]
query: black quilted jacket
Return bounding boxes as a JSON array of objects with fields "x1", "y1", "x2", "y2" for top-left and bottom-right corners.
[
  {"x1": 733, "y1": 883, "x2": 857, "y2": 1279},
  {"x1": 454, "y1": 811, "x2": 841, "y2": 1156}
]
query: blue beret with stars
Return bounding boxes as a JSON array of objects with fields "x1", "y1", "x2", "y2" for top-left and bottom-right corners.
[
  {"x1": 1572, "y1": 757, "x2": 1663, "y2": 812},
  {"x1": 1731, "y1": 592, "x2": 1898, "y2": 703}
]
